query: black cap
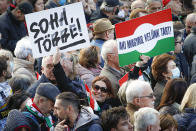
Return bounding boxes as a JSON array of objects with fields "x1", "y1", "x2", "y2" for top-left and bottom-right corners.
[
  {"x1": 17, "y1": 1, "x2": 33, "y2": 14},
  {"x1": 105, "y1": 0, "x2": 122, "y2": 7},
  {"x1": 36, "y1": 83, "x2": 60, "y2": 102}
]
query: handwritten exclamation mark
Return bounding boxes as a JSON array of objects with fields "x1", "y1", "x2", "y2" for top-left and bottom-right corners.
[{"x1": 76, "y1": 18, "x2": 82, "y2": 36}]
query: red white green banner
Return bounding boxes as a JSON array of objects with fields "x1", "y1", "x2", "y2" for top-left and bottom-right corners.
[{"x1": 115, "y1": 9, "x2": 174, "y2": 67}]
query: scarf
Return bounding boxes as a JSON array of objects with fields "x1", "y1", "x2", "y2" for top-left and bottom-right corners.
[{"x1": 26, "y1": 102, "x2": 54, "y2": 129}]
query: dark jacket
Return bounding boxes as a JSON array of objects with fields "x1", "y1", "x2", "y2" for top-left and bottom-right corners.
[
  {"x1": 154, "y1": 80, "x2": 167, "y2": 108},
  {"x1": 0, "y1": 10, "x2": 27, "y2": 53},
  {"x1": 183, "y1": 27, "x2": 196, "y2": 67},
  {"x1": 27, "y1": 63, "x2": 87, "y2": 99},
  {"x1": 174, "y1": 108, "x2": 196, "y2": 131}
]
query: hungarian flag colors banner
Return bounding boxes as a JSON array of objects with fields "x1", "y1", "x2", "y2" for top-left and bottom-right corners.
[{"x1": 115, "y1": 9, "x2": 174, "y2": 67}]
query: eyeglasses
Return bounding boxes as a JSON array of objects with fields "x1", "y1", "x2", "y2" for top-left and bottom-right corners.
[
  {"x1": 92, "y1": 85, "x2": 108, "y2": 93},
  {"x1": 139, "y1": 93, "x2": 154, "y2": 99}
]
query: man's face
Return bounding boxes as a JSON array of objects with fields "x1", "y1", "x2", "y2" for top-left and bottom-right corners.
[
  {"x1": 185, "y1": 19, "x2": 196, "y2": 34},
  {"x1": 147, "y1": 1, "x2": 162, "y2": 14},
  {"x1": 42, "y1": 56, "x2": 56, "y2": 83},
  {"x1": 131, "y1": 0, "x2": 145, "y2": 10},
  {"x1": 109, "y1": 46, "x2": 119, "y2": 66},
  {"x1": 40, "y1": 98, "x2": 54, "y2": 116},
  {"x1": 138, "y1": 86, "x2": 155, "y2": 108},
  {"x1": 170, "y1": 0, "x2": 182, "y2": 14},
  {"x1": 114, "y1": 118, "x2": 134, "y2": 131},
  {"x1": 54, "y1": 99, "x2": 68, "y2": 121},
  {"x1": 150, "y1": 115, "x2": 161, "y2": 131},
  {"x1": 0, "y1": 0, "x2": 9, "y2": 14}
]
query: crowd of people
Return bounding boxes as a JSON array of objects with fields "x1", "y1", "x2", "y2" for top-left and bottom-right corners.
[{"x1": 0, "y1": 0, "x2": 196, "y2": 130}]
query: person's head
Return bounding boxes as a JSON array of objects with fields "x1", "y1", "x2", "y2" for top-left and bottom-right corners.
[
  {"x1": 29, "y1": 0, "x2": 44, "y2": 12},
  {"x1": 101, "y1": 40, "x2": 119, "y2": 69},
  {"x1": 0, "y1": 49, "x2": 14, "y2": 73},
  {"x1": 101, "y1": 106, "x2": 134, "y2": 131},
  {"x1": 93, "y1": 18, "x2": 115, "y2": 40},
  {"x1": 131, "y1": 0, "x2": 145, "y2": 10},
  {"x1": 0, "y1": 49, "x2": 13, "y2": 61},
  {"x1": 41, "y1": 55, "x2": 56, "y2": 83},
  {"x1": 163, "y1": 0, "x2": 182, "y2": 15},
  {"x1": 79, "y1": 46, "x2": 100, "y2": 69},
  {"x1": 14, "y1": 37, "x2": 34, "y2": 63},
  {"x1": 9, "y1": 74, "x2": 31, "y2": 93},
  {"x1": 146, "y1": 0, "x2": 163, "y2": 14},
  {"x1": 157, "y1": 78, "x2": 187, "y2": 110},
  {"x1": 0, "y1": 0, "x2": 9, "y2": 14},
  {"x1": 91, "y1": 76, "x2": 115, "y2": 102},
  {"x1": 0, "y1": 56, "x2": 12, "y2": 81},
  {"x1": 180, "y1": 83, "x2": 196, "y2": 112},
  {"x1": 185, "y1": 13, "x2": 196, "y2": 35},
  {"x1": 54, "y1": 92, "x2": 82, "y2": 127},
  {"x1": 160, "y1": 114, "x2": 177, "y2": 131},
  {"x1": 12, "y1": 1, "x2": 33, "y2": 21},
  {"x1": 129, "y1": 8, "x2": 148, "y2": 19},
  {"x1": 126, "y1": 80, "x2": 155, "y2": 108},
  {"x1": 174, "y1": 30, "x2": 182, "y2": 54},
  {"x1": 151, "y1": 54, "x2": 176, "y2": 81},
  {"x1": 4, "y1": 109, "x2": 40, "y2": 131},
  {"x1": 100, "y1": 0, "x2": 121, "y2": 15},
  {"x1": 134, "y1": 107, "x2": 161, "y2": 131},
  {"x1": 118, "y1": 80, "x2": 133, "y2": 106},
  {"x1": 34, "y1": 83, "x2": 60, "y2": 116},
  {"x1": 7, "y1": 92, "x2": 30, "y2": 111}
]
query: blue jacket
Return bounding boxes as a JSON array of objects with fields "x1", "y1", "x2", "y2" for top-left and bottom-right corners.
[{"x1": 174, "y1": 108, "x2": 196, "y2": 131}]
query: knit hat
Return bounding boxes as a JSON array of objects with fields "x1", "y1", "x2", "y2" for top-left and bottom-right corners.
[
  {"x1": 4, "y1": 109, "x2": 31, "y2": 131},
  {"x1": 105, "y1": 0, "x2": 122, "y2": 7},
  {"x1": 162, "y1": 0, "x2": 171, "y2": 7},
  {"x1": 36, "y1": 83, "x2": 60, "y2": 102},
  {"x1": 93, "y1": 18, "x2": 114, "y2": 34},
  {"x1": 17, "y1": 1, "x2": 33, "y2": 14}
]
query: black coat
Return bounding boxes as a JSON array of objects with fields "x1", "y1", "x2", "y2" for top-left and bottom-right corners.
[{"x1": 0, "y1": 10, "x2": 27, "y2": 53}]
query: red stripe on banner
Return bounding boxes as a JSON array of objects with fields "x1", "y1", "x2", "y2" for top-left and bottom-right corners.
[
  {"x1": 115, "y1": 9, "x2": 172, "y2": 38},
  {"x1": 119, "y1": 73, "x2": 129, "y2": 87},
  {"x1": 85, "y1": 84, "x2": 95, "y2": 109}
]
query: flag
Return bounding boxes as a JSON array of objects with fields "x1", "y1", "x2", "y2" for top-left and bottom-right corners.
[{"x1": 115, "y1": 9, "x2": 174, "y2": 66}]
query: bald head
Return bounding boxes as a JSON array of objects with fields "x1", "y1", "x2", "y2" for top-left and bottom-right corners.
[
  {"x1": 186, "y1": 13, "x2": 196, "y2": 34},
  {"x1": 131, "y1": 0, "x2": 145, "y2": 10}
]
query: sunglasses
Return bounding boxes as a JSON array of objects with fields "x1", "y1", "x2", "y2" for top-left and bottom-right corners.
[
  {"x1": 139, "y1": 93, "x2": 154, "y2": 99},
  {"x1": 93, "y1": 85, "x2": 108, "y2": 93}
]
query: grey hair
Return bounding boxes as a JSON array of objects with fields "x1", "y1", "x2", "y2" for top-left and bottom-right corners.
[
  {"x1": 134, "y1": 107, "x2": 160, "y2": 131},
  {"x1": 126, "y1": 80, "x2": 151, "y2": 103},
  {"x1": 14, "y1": 36, "x2": 33, "y2": 59},
  {"x1": 100, "y1": 2, "x2": 115, "y2": 12},
  {"x1": 145, "y1": 0, "x2": 162, "y2": 7},
  {"x1": 101, "y1": 40, "x2": 117, "y2": 62}
]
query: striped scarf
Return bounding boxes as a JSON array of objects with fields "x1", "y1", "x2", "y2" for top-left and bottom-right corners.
[{"x1": 26, "y1": 102, "x2": 54, "y2": 130}]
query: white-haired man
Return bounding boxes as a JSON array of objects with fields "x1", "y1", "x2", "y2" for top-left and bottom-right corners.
[
  {"x1": 100, "y1": 40, "x2": 125, "y2": 94},
  {"x1": 145, "y1": 0, "x2": 163, "y2": 14},
  {"x1": 134, "y1": 107, "x2": 161, "y2": 131},
  {"x1": 13, "y1": 36, "x2": 36, "y2": 84},
  {"x1": 125, "y1": 80, "x2": 155, "y2": 124}
]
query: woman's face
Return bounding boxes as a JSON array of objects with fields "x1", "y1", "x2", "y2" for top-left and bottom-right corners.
[
  {"x1": 164, "y1": 60, "x2": 176, "y2": 80},
  {"x1": 91, "y1": 80, "x2": 108, "y2": 102},
  {"x1": 34, "y1": 0, "x2": 44, "y2": 12}
]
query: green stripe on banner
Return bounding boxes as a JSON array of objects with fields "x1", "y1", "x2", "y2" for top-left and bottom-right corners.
[{"x1": 119, "y1": 37, "x2": 175, "y2": 67}]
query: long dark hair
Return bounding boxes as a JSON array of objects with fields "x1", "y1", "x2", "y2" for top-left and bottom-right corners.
[{"x1": 157, "y1": 78, "x2": 187, "y2": 110}]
